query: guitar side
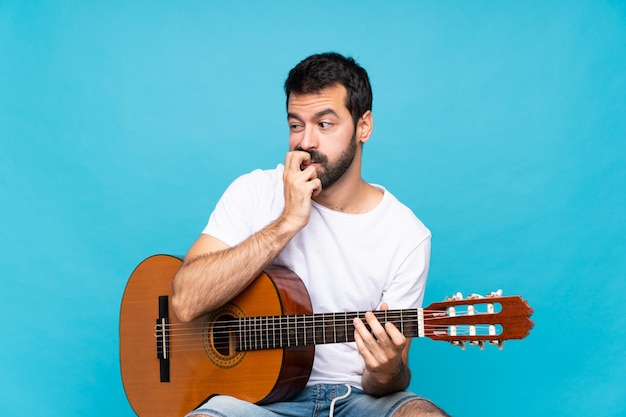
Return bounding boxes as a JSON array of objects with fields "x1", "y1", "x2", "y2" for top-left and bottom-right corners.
[{"x1": 119, "y1": 255, "x2": 314, "y2": 417}]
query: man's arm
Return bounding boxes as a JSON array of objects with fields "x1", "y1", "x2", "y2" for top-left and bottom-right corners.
[
  {"x1": 353, "y1": 304, "x2": 412, "y2": 396},
  {"x1": 172, "y1": 150, "x2": 321, "y2": 322},
  {"x1": 171, "y1": 218, "x2": 298, "y2": 322}
]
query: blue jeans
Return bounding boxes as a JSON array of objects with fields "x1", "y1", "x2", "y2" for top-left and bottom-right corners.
[{"x1": 186, "y1": 384, "x2": 419, "y2": 417}]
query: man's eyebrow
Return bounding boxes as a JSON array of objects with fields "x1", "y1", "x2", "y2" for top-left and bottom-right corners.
[
  {"x1": 287, "y1": 108, "x2": 339, "y2": 120},
  {"x1": 315, "y1": 108, "x2": 339, "y2": 119}
]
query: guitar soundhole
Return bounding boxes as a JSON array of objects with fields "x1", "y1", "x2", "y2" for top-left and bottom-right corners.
[
  {"x1": 203, "y1": 303, "x2": 246, "y2": 369},
  {"x1": 214, "y1": 314, "x2": 236, "y2": 356}
]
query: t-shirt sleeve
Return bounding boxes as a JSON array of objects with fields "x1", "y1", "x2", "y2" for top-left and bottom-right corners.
[
  {"x1": 381, "y1": 234, "x2": 431, "y2": 310},
  {"x1": 201, "y1": 166, "x2": 284, "y2": 247},
  {"x1": 202, "y1": 172, "x2": 260, "y2": 247}
]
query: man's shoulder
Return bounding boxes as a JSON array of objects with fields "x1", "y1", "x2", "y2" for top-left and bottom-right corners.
[
  {"x1": 380, "y1": 189, "x2": 431, "y2": 240},
  {"x1": 231, "y1": 164, "x2": 284, "y2": 188}
]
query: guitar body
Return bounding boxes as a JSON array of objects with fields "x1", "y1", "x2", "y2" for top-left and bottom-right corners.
[{"x1": 119, "y1": 255, "x2": 315, "y2": 417}]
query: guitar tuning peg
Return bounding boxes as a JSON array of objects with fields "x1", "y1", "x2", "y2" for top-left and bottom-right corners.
[
  {"x1": 446, "y1": 292, "x2": 463, "y2": 301},
  {"x1": 471, "y1": 340, "x2": 485, "y2": 350},
  {"x1": 468, "y1": 293, "x2": 484, "y2": 300},
  {"x1": 490, "y1": 340, "x2": 505, "y2": 350},
  {"x1": 487, "y1": 289, "x2": 503, "y2": 298},
  {"x1": 451, "y1": 341, "x2": 466, "y2": 350}
]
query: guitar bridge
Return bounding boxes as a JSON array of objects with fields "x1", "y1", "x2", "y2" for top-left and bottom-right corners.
[{"x1": 155, "y1": 295, "x2": 170, "y2": 382}]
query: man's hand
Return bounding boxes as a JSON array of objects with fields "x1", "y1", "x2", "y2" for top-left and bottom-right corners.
[
  {"x1": 172, "y1": 151, "x2": 321, "y2": 323},
  {"x1": 353, "y1": 302, "x2": 412, "y2": 396},
  {"x1": 282, "y1": 150, "x2": 322, "y2": 230}
]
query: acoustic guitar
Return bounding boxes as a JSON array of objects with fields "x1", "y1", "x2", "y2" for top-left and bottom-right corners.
[{"x1": 120, "y1": 254, "x2": 533, "y2": 417}]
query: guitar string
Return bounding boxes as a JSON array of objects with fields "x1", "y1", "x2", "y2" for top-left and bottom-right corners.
[
  {"x1": 155, "y1": 326, "x2": 501, "y2": 355},
  {"x1": 156, "y1": 310, "x2": 502, "y2": 338},
  {"x1": 156, "y1": 325, "x2": 500, "y2": 347},
  {"x1": 160, "y1": 307, "x2": 495, "y2": 325},
  {"x1": 155, "y1": 324, "x2": 500, "y2": 354},
  {"x1": 158, "y1": 323, "x2": 498, "y2": 339},
  {"x1": 159, "y1": 322, "x2": 497, "y2": 336},
  {"x1": 154, "y1": 315, "x2": 502, "y2": 354},
  {"x1": 159, "y1": 309, "x2": 499, "y2": 331}
]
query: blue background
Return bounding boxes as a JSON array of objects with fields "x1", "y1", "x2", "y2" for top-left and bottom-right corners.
[{"x1": 2, "y1": 1, "x2": 625, "y2": 416}]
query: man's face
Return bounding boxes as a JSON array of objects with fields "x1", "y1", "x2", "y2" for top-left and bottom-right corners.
[{"x1": 287, "y1": 84, "x2": 358, "y2": 189}]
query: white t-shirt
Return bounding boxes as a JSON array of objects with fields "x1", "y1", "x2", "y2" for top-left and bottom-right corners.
[{"x1": 203, "y1": 164, "x2": 431, "y2": 389}]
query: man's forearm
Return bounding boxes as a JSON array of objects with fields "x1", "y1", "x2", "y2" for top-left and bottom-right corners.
[{"x1": 172, "y1": 216, "x2": 298, "y2": 322}]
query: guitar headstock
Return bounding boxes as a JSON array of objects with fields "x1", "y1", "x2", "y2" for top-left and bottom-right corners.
[{"x1": 423, "y1": 290, "x2": 534, "y2": 349}]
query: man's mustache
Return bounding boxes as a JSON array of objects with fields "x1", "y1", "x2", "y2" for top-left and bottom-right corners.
[{"x1": 294, "y1": 147, "x2": 328, "y2": 164}]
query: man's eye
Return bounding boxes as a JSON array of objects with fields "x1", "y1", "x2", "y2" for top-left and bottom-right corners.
[
  {"x1": 289, "y1": 123, "x2": 303, "y2": 131},
  {"x1": 319, "y1": 122, "x2": 332, "y2": 129}
]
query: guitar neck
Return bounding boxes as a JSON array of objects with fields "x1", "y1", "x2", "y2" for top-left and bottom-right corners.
[
  {"x1": 237, "y1": 309, "x2": 421, "y2": 351},
  {"x1": 235, "y1": 294, "x2": 534, "y2": 351}
]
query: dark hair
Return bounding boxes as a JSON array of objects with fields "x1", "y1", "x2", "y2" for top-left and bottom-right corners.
[{"x1": 284, "y1": 52, "x2": 373, "y2": 126}]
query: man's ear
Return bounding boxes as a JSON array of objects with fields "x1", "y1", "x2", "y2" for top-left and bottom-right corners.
[{"x1": 357, "y1": 110, "x2": 374, "y2": 144}]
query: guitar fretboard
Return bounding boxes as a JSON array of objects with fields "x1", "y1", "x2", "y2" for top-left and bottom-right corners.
[{"x1": 236, "y1": 309, "x2": 424, "y2": 351}]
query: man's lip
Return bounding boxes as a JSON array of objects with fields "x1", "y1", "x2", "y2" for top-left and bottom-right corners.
[{"x1": 300, "y1": 161, "x2": 319, "y2": 170}]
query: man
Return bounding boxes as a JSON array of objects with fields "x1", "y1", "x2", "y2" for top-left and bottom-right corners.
[{"x1": 172, "y1": 52, "x2": 450, "y2": 417}]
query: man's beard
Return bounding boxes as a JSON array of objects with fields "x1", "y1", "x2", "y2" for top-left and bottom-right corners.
[{"x1": 296, "y1": 133, "x2": 358, "y2": 189}]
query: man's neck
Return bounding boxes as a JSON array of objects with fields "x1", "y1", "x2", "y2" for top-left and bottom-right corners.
[{"x1": 313, "y1": 178, "x2": 383, "y2": 214}]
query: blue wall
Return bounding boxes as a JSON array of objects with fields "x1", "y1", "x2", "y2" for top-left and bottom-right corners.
[{"x1": 2, "y1": 1, "x2": 625, "y2": 416}]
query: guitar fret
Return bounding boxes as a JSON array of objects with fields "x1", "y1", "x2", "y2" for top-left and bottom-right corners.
[
  {"x1": 250, "y1": 317, "x2": 259, "y2": 350},
  {"x1": 262, "y1": 317, "x2": 265, "y2": 348},
  {"x1": 255, "y1": 316, "x2": 259, "y2": 350},
  {"x1": 256, "y1": 317, "x2": 260, "y2": 350},
  {"x1": 241, "y1": 317, "x2": 246, "y2": 351},
  {"x1": 237, "y1": 318, "x2": 241, "y2": 351},
  {"x1": 247, "y1": 317, "x2": 251, "y2": 350},
  {"x1": 271, "y1": 316, "x2": 276, "y2": 349},
  {"x1": 239, "y1": 317, "x2": 244, "y2": 351},
  {"x1": 268, "y1": 316, "x2": 272, "y2": 348},
  {"x1": 250, "y1": 317, "x2": 254, "y2": 350},
  {"x1": 280, "y1": 317, "x2": 289, "y2": 347},
  {"x1": 257, "y1": 316, "x2": 261, "y2": 349},
  {"x1": 296, "y1": 314, "x2": 305, "y2": 346},
  {"x1": 253, "y1": 317, "x2": 257, "y2": 350},
  {"x1": 247, "y1": 317, "x2": 251, "y2": 351},
  {"x1": 248, "y1": 319, "x2": 254, "y2": 350},
  {"x1": 324, "y1": 314, "x2": 328, "y2": 343},
  {"x1": 259, "y1": 316, "x2": 264, "y2": 350},
  {"x1": 236, "y1": 308, "x2": 428, "y2": 351}
]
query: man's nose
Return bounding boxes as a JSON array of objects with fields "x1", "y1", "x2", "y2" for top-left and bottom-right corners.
[{"x1": 298, "y1": 125, "x2": 318, "y2": 150}]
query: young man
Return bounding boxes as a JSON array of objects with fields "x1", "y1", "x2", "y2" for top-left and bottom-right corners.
[{"x1": 172, "y1": 52, "x2": 450, "y2": 417}]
